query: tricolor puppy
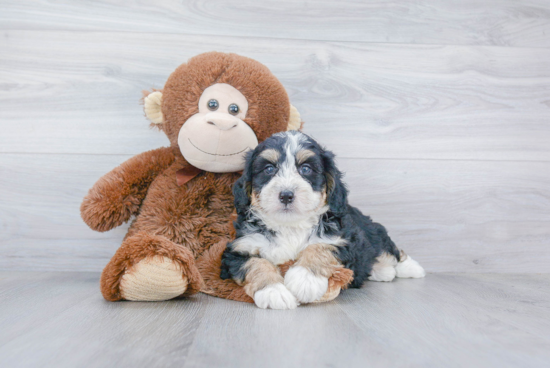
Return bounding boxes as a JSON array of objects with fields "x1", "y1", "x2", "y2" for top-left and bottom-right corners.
[{"x1": 221, "y1": 131, "x2": 425, "y2": 309}]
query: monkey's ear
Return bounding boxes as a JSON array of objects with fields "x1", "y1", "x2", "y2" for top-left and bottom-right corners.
[
  {"x1": 143, "y1": 91, "x2": 164, "y2": 125},
  {"x1": 287, "y1": 104, "x2": 303, "y2": 131}
]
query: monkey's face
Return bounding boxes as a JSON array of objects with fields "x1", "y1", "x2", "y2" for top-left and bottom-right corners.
[
  {"x1": 143, "y1": 52, "x2": 302, "y2": 173},
  {"x1": 177, "y1": 83, "x2": 258, "y2": 173}
]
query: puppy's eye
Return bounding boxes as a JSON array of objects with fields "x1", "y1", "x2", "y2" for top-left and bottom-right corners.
[
  {"x1": 299, "y1": 164, "x2": 312, "y2": 175},
  {"x1": 208, "y1": 99, "x2": 219, "y2": 111},
  {"x1": 228, "y1": 103, "x2": 239, "y2": 115},
  {"x1": 264, "y1": 165, "x2": 276, "y2": 175}
]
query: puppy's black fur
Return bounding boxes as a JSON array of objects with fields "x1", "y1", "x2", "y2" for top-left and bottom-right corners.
[{"x1": 221, "y1": 132, "x2": 401, "y2": 289}]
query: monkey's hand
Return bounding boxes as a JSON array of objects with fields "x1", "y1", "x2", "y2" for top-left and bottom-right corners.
[{"x1": 80, "y1": 147, "x2": 175, "y2": 232}]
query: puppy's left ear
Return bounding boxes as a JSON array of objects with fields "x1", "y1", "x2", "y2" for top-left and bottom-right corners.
[
  {"x1": 322, "y1": 149, "x2": 348, "y2": 216},
  {"x1": 233, "y1": 150, "x2": 255, "y2": 216}
]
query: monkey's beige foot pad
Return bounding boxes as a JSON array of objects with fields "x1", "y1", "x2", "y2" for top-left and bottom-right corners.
[{"x1": 120, "y1": 256, "x2": 188, "y2": 301}]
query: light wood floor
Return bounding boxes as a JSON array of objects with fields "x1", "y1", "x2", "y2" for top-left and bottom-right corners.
[{"x1": 1, "y1": 272, "x2": 549, "y2": 368}]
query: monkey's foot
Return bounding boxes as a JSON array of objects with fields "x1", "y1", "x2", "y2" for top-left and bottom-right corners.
[
  {"x1": 120, "y1": 256, "x2": 188, "y2": 301},
  {"x1": 100, "y1": 231, "x2": 203, "y2": 302}
]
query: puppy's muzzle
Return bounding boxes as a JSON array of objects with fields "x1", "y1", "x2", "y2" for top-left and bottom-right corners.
[{"x1": 279, "y1": 190, "x2": 294, "y2": 205}]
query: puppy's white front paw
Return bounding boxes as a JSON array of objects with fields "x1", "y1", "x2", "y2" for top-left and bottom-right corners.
[
  {"x1": 284, "y1": 266, "x2": 328, "y2": 303},
  {"x1": 254, "y1": 283, "x2": 298, "y2": 310}
]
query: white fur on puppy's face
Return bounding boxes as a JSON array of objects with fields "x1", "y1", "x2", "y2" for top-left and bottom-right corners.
[{"x1": 254, "y1": 133, "x2": 327, "y2": 228}]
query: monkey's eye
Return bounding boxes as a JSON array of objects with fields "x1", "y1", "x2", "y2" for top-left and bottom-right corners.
[
  {"x1": 208, "y1": 99, "x2": 219, "y2": 111},
  {"x1": 264, "y1": 164, "x2": 276, "y2": 175},
  {"x1": 228, "y1": 104, "x2": 239, "y2": 115},
  {"x1": 299, "y1": 164, "x2": 312, "y2": 175}
]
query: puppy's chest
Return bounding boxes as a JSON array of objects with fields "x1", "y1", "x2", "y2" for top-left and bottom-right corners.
[{"x1": 260, "y1": 228, "x2": 313, "y2": 265}]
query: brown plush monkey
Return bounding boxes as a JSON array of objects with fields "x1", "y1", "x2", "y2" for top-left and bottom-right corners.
[{"x1": 81, "y1": 52, "x2": 352, "y2": 303}]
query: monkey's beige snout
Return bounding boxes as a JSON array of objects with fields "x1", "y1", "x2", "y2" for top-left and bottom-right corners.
[{"x1": 204, "y1": 113, "x2": 241, "y2": 131}]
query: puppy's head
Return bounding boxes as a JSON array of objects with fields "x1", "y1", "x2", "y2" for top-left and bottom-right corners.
[{"x1": 233, "y1": 131, "x2": 348, "y2": 226}]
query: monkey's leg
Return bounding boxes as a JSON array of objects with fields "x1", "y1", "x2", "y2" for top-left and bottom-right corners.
[{"x1": 100, "y1": 231, "x2": 203, "y2": 302}]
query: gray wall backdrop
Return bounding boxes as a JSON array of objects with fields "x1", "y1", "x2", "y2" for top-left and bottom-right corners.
[{"x1": 1, "y1": 1, "x2": 549, "y2": 273}]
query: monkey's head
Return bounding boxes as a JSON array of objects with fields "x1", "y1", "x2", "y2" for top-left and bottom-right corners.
[{"x1": 143, "y1": 52, "x2": 301, "y2": 173}]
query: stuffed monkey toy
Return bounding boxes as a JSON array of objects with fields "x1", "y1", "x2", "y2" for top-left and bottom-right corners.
[{"x1": 81, "y1": 52, "x2": 352, "y2": 303}]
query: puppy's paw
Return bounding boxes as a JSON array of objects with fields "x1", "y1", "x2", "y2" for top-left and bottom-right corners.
[
  {"x1": 284, "y1": 266, "x2": 328, "y2": 304},
  {"x1": 254, "y1": 283, "x2": 298, "y2": 310},
  {"x1": 395, "y1": 256, "x2": 426, "y2": 278}
]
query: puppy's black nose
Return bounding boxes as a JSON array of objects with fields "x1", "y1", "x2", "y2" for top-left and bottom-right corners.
[{"x1": 279, "y1": 191, "x2": 294, "y2": 205}]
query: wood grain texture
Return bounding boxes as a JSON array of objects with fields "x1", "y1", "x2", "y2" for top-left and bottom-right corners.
[
  {"x1": 0, "y1": 272, "x2": 207, "y2": 368},
  {"x1": 1, "y1": 153, "x2": 549, "y2": 273},
  {"x1": 2, "y1": 31, "x2": 550, "y2": 161},
  {"x1": 0, "y1": 154, "x2": 130, "y2": 272},
  {"x1": 1, "y1": 272, "x2": 549, "y2": 368},
  {"x1": 1, "y1": 0, "x2": 550, "y2": 48},
  {"x1": 1, "y1": 3, "x2": 549, "y2": 275},
  {"x1": 339, "y1": 158, "x2": 550, "y2": 273},
  {"x1": 337, "y1": 273, "x2": 550, "y2": 368}
]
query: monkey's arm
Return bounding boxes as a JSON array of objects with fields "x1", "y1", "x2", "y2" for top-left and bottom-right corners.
[{"x1": 80, "y1": 147, "x2": 175, "y2": 232}]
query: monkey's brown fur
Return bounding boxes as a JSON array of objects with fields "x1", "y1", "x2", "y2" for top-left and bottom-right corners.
[{"x1": 81, "y1": 52, "x2": 352, "y2": 303}]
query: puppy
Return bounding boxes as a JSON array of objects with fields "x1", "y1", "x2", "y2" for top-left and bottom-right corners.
[{"x1": 221, "y1": 131, "x2": 425, "y2": 309}]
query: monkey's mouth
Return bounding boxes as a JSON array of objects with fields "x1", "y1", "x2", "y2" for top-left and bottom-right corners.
[{"x1": 188, "y1": 138, "x2": 250, "y2": 156}]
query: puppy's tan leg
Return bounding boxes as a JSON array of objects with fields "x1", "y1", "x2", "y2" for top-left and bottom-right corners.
[
  {"x1": 243, "y1": 258, "x2": 298, "y2": 310},
  {"x1": 284, "y1": 244, "x2": 342, "y2": 303},
  {"x1": 296, "y1": 243, "x2": 340, "y2": 276}
]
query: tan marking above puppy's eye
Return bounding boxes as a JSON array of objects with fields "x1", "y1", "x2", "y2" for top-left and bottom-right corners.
[
  {"x1": 296, "y1": 149, "x2": 315, "y2": 164},
  {"x1": 259, "y1": 149, "x2": 280, "y2": 163}
]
